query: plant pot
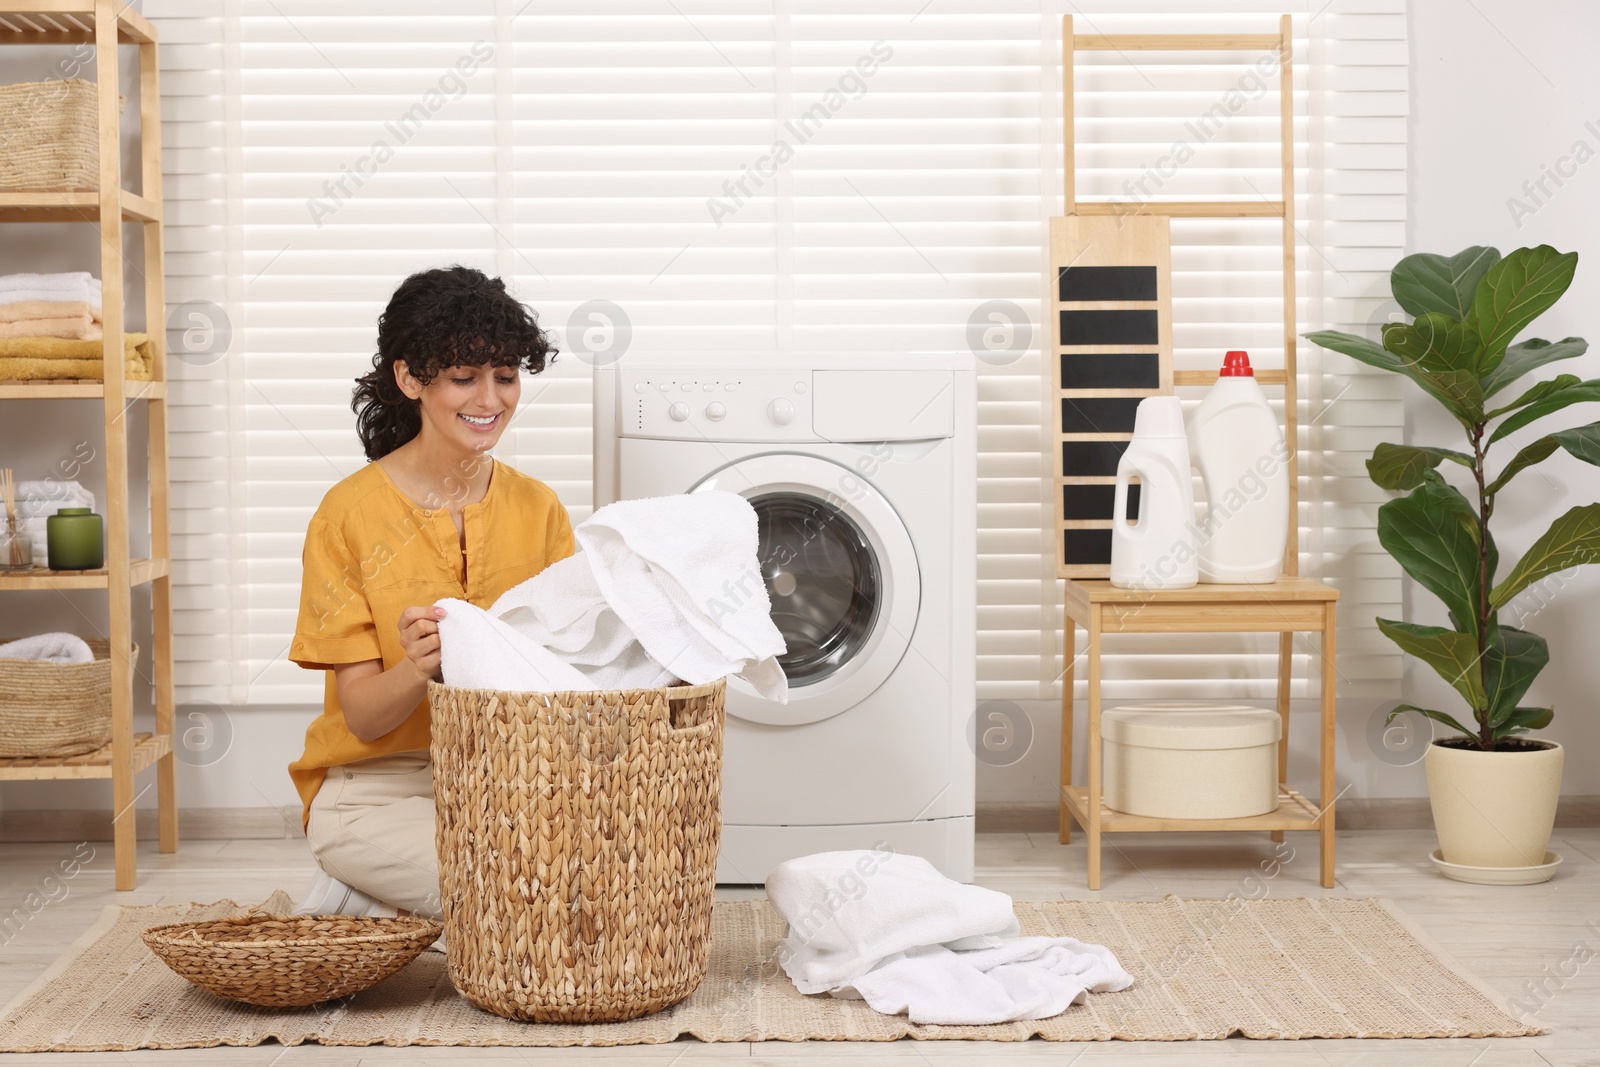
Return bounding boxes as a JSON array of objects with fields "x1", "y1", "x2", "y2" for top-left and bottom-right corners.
[{"x1": 1424, "y1": 739, "x2": 1562, "y2": 881}]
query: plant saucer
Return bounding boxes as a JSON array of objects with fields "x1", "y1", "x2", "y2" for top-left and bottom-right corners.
[{"x1": 1429, "y1": 848, "x2": 1562, "y2": 885}]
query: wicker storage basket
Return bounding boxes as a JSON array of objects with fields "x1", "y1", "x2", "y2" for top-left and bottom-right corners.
[
  {"x1": 0, "y1": 638, "x2": 136, "y2": 758},
  {"x1": 428, "y1": 677, "x2": 725, "y2": 1023},
  {"x1": 0, "y1": 79, "x2": 125, "y2": 192},
  {"x1": 141, "y1": 911, "x2": 443, "y2": 1008}
]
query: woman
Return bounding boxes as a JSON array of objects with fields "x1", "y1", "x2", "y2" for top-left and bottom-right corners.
[{"x1": 288, "y1": 266, "x2": 572, "y2": 918}]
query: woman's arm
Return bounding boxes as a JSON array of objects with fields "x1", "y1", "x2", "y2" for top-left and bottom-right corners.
[{"x1": 333, "y1": 605, "x2": 447, "y2": 742}]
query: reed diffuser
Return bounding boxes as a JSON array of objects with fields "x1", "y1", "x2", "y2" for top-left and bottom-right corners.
[{"x1": 1, "y1": 469, "x2": 33, "y2": 571}]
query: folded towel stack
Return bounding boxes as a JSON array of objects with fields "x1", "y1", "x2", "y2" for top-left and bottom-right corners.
[
  {"x1": 0, "y1": 632, "x2": 94, "y2": 665},
  {"x1": 15, "y1": 480, "x2": 94, "y2": 567},
  {"x1": 768, "y1": 850, "x2": 1134, "y2": 1025},
  {"x1": 437, "y1": 490, "x2": 789, "y2": 700},
  {"x1": 0, "y1": 272, "x2": 104, "y2": 341},
  {"x1": 0, "y1": 333, "x2": 154, "y2": 382}
]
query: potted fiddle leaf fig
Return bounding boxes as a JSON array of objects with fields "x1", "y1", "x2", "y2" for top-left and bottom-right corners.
[{"x1": 1306, "y1": 245, "x2": 1596, "y2": 884}]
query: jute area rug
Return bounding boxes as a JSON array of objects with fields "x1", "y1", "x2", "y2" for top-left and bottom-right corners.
[{"x1": 0, "y1": 890, "x2": 1539, "y2": 1051}]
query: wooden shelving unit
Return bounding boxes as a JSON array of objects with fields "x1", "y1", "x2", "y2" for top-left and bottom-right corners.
[
  {"x1": 1053, "y1": 16, "x2": 1340, "y2": 890},
  {"x1": 0, "y1": 0, "x2": 177, "y2": 889}
]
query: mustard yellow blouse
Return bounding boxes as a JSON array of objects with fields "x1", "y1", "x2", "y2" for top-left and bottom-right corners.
[{"x1": 286, "y1": 457, "x2": 574, "y2": 830}]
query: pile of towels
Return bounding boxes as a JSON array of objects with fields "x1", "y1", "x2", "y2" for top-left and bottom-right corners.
[
  {"x1": 437, "y1": 490, "x2": 788, "y2": 701},
  {"x1": 0, "y1": 633, "x2": 94, "y2": 665},
  {"x1": 13, "y1": 479, "x2": 94, "y2": 568},
  {"x1": 768, "y1": 850, "x2": 1134, "y2": 1025},
  {"x1": 0, "y1": 271, "x2": 154, "y2": 382},
  {"x1": 0, "y1": 272, "x2": 104, "y2": 340}
]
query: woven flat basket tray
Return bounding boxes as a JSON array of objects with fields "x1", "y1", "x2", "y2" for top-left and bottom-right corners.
[
  {"x1": 427, "y1": 677, "x2": 726, "y2": 1024},
  {"x1": 0, "y1": 638, "x2": 136, "y2": 758},
  {"x1": 140, "y1": 912, "x2": 443, "y2": 1008},
  {"x1": 0, "y1": 79, "x2": 125, "y2": 191}
]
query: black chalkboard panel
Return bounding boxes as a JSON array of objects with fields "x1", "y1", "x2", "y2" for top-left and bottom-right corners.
[
  {"x1": 1061, "y1": 440, "x2": 1130, "y2": 478},
  {"x1": 1060, "y1": 397, "x2": 1142, "y2": 434},
  {"x1": 1061, "y1": 352, "x2": 1161, "y2": 390},
  {"x1": 1060, "y1": 265, "x2": 1158, "y2": 302},
  {"x1": 1061, "y1": 309, "x2": 1160, "y2": 346},
  {"x1": 1061, "y1": 528, "x2": 1114, "y2": 566},
  {"x1": 1064, "y1": 483, "x2": 1140, "y2": 521}
]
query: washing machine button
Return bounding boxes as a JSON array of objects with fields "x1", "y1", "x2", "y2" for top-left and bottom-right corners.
[
  {"x1": 669, "y1": 401, "x2": 690, "y2": 422},
  {"x1": 794, "y1": 380, "x2": 807, "y2": 394},
  {"x1": 767, "y1": 397, "x2": 795, "y2": 425},
  {"x1": 633, "y1": 381, "x2": 646, "y2": 394},
  {"x1": 706, "y1": 401, "x2": 727, "y2": 421}
]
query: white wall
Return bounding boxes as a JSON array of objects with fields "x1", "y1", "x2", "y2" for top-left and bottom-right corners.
[
  {"x1": 7, "y1": 3, "x2": 1599, "y2": 818},
  {"x1": 1405, "y1": 0, "x2": 1600, "y2": 793}
]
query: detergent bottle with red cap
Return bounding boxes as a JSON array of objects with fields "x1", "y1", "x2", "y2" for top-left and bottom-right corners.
[{"x1": 1186, "y1": 350, "x2": 1290, "y2": 583}]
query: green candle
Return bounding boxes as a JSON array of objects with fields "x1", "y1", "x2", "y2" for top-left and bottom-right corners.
[{"x1": 47, "y1": 507, "x2": 104, "y2": 570}]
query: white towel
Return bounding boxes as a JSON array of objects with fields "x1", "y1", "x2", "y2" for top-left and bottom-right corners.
[
  {"x1": 0, "y1": 272, "x2": 102, "y2": 297},
  {"x1": 767, "y1": 851, "x2": 1134, "y2": 1025},
  {"x1": 576, "y1": 492, "x2": 788, "y2": 701},
  {"x1": 437, "y1": 492, "x2": 787, "y2": 698},
  {"x1": 0, "y1": 633, "x2": 94, "y2": 664},
  {"x1": 16, "y1": 480, "x2": 95, "y2": 568}
]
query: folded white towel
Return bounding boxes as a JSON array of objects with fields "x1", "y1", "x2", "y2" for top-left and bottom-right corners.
[
  {"x1": 0, "y1": 272, "x2": 101, "y2": 297},
  {"x1": 0, "y1": 633, "x2": 95, "y2": 665},
  {"x1": 437, "y1": 492, "x2": 788, "y2": 698},
  {"x1": 767, "y1": 850, "x2": 1134, "y2": 1025},
  {"x1": 576, "y1": 491, "x2": 788, "y2": 701},
  {"x1": 16, "y1": 480, "x2": 95, "y2": 568}
]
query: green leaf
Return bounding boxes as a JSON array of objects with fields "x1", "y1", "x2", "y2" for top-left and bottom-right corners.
[
  {"x1": 1482, "y1": 626, "x2": 1549, "y2": 727},
  {"x1": 1468, "y1": 245, "x2": 1580, "y2": 363},
  {"x1": 1486, "y1": 437, "x2": 1559, "y2": 496},
  {"x1": 1488, "y1": 379, "x2": 1600, "y2": 444},
  {"x1": 1391, "y1": 247, "x2": 1501, "y2": 320},
  {"x1": 1487, "y1": 373, "x2": 1580, "y2": 419},
  {"x1": 1482, "y1": 338, "x2": 1589, "y2": 397},
  {"x1": 1497, "y1": 706, "x2": 1554, "y2": 735},
  {"x1": 1486, "y1": 422, "x2": 1600, "y2": 496},
  {"x1": 1391, "y1": 703, "x2": 1479, "y2": 741},
  {"x1": 1304, "y1": 329, "x2": 1486, "y2": 427},
  {"x1": 1489, "y1": 503, "x2": 1600, "y2": 608},
  {"x1": 1378, "y1": 476, "x2": 1486, "y2": 637},
  {"x1": 1384, "y1": 313, "x2": 1484, "y2": 375},
  {"x1": 1367, "y1": 442, "x2": 1474, "y2": 491},
  {"x1": 1377, "y1": 618, "x2": 1487, "y2": 709}
]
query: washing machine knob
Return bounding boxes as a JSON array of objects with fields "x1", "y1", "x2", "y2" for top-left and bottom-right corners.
[
  {"x1": 668, "y1": 401, "x2": 690, "y2": 422},
  {"x1": 706, "y1": 401, "x2": 727, "y2": 421},
  {"x1": 767, "y1": 397, "x2": 795, "y2": 425}
]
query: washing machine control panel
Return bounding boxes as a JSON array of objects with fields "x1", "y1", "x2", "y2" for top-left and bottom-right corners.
[{"x1": 621, "y1": 368, "x2": 817, "y2": 441}]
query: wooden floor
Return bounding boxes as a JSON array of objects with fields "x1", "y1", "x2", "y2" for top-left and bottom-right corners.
[{"x1": 1, "y1": 827, "x2": 1597, "y2": 1065}]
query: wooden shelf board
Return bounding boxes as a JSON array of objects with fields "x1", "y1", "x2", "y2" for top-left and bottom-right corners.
[
  {"x1": 0, "y1": 557, "x2": 167, "y2": 589},
  {"x1": 1073, "y1": 33, "x2": 1283, "y2": 52},
  {"x1": 0, "y1": 4, "x2": 154, "y2": 43},
  {"x1": 0, "y1": 191, "x2": 161, "y2": 223},
  {"x1": 1064, "y1": 575, "x2": 1339, "y2": 607},
  {"x1": 1060, "y1": 785, "x2": 1323, "y2": 833},
  {"x1": 0, "y1": 731, "x2": 171, "y2": 781},
  {"x1": 0, "y1": 379, "x2": 165, "y2": 400}
]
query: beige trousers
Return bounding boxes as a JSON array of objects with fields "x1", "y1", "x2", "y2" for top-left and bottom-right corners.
[{"x1": 304, "y1": 750, "x2": 442, "y2": 917}]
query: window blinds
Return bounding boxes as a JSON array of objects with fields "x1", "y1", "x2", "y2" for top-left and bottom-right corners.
[{"x1": 148, "y1": 0, "x2": 1406, "y2": 708}]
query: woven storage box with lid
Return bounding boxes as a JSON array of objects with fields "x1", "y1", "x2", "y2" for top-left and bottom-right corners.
[
  {"x1": 428, "y1": 676, "x2": 725, "y2": 1024},
  {"x1": 0, "y1": 79, "x2": 125, "y2": 192},
  {"x1": 0, "y1": 638, "x2": 136, "y2": 758},
  {"x1": 1103, "y1": 703, "x2": 1280, "y2": 819}
]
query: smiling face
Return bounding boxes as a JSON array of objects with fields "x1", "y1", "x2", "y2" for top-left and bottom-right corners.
[{"x1": 396, "y1": 361, "x2": 520, "y2": 456}]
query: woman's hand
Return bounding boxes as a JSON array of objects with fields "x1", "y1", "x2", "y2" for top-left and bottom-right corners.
[{"x1": 397, "y1": 605, "x2": 447, "y2": 682}]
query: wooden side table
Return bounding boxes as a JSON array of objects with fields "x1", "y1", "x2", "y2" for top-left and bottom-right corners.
[{"x1": 1058, "y1": 577, "x2": 1339, "y2": 889}]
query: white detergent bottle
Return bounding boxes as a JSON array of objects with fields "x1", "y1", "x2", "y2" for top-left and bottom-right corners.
[
  {"x1": 1109, "y1": 396, "x2": 1197, "y2": 589},
  {"x1": 1188, "y1": 350, "x2": 1290, "y2": 584}
]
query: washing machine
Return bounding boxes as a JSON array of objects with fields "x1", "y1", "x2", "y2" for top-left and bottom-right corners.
[{"x1": 594, "y1": 353, "x2": 975, "y2": 884}]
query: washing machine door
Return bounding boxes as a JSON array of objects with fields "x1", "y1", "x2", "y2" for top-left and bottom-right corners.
[{"x1": 691, "y1": 453, "x2": 919, "y2": 726}]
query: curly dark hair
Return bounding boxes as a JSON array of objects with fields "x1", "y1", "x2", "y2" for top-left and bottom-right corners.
[{"x1": 352, "y1": 265, "x2": 557, "y2": 460}]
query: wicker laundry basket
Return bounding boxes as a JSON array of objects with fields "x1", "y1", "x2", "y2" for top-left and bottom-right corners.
[
  {"x1": 0, "y1": 638, "x2": 135, "y2": 758},
  {"x1": 0, "y1": 79, "x2": 126, "y2": 192},
  {"x1": 428, "y1": 677, "x2": 725, "y2": 1023}
]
